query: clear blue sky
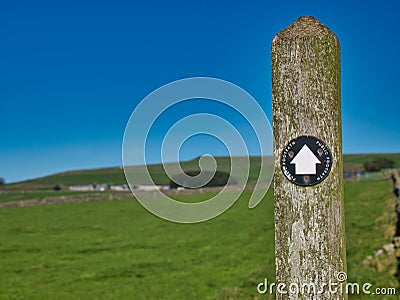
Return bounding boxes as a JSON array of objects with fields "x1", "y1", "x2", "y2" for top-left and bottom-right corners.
[{"x1": 1, "y1": 0, "x2": 399, "y2": 183}]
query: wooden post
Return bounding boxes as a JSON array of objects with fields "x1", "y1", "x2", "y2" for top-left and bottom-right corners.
[{"x1": 272, "y1": 16, "x2": 347, "y2": 299}]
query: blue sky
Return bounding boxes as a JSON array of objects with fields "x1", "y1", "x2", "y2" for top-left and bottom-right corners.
[{"x1": 1, "y1": 0, "x2": 399, "y2": 183}]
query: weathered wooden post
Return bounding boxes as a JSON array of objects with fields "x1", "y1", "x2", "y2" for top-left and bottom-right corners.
[{"x1": 272, "y1": 16, "x2": 347, "y2": 298}]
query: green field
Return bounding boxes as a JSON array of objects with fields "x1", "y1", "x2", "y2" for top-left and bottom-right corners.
[
  {"x1": 0, "y1": 190, "x2": 95, "y2": 204},
  {"x1": 1, "y1": 180, "x2": 399, "y2": 299}
]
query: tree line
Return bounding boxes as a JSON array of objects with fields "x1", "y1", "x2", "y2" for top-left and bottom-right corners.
[{"x1": 363, "y1": 158, "x2": 395, "y2": 172}]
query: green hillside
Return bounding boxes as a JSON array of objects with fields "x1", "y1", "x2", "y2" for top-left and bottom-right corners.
[
  {"x1": 344, "y1": 153, "x2": 400, "y2": 170},
  {"x1": 4, "y1": 153, "x2": 400, "y2": 191},
  {"x1": 4, "y1": 156, "x2": 267, "y2": 190}
]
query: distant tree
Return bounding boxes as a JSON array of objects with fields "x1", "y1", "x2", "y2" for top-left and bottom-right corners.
[
  {"x1": 170, "y1": 170, "x2": 232, "y2": 189},
  {"x1": 363, "y1": 161, "x2": 381, "y2": 172},
  {"x1": 0, "y1": 178, "x2": 4, "y2": 186},
  {"x1": 54, "y1": 184, "x2": 62, "y2": 191},
  {"x1": 363, "y1": 158, "x2": 395, "y2": 172},
  {"x1": 379, "y1": 158, "x2": 395, "y2": 168}
]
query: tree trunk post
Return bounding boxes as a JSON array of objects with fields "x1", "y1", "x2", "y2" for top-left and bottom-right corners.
[{"x1": 272, "y1": 16, "x2": 347, "y2": 299}]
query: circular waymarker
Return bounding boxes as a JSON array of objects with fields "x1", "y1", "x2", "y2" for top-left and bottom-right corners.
[{"x1": 281, "y1": 135, "x2": 332, "y2": 186}]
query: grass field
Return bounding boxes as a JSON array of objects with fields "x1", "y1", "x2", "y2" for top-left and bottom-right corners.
[
  {"x1": 0, "y1": 190, "x2": 95, "y2": 204},
  {"x1": 1, "y1": 180, "x2": 399, "y2": 299}
]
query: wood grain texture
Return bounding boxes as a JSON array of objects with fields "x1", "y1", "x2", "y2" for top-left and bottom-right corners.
[{"x1": 272, "y1": 16, "x2": 347, "y2": 299}]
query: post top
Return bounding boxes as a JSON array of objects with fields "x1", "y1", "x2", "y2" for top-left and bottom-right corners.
[{"x1": 273, "y1": 16, "x2": 337, "y2": 41}]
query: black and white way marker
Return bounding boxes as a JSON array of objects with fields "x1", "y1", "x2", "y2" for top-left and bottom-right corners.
[{"x1": 280, "y1": 135, "x2": 332, "y2": 186}]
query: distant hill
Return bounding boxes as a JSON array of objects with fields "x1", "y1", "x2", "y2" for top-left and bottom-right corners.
[
  {"x1": 5, "y1": 153, "x2": 400, "y2": 190},
  {"x1": 343, "y1": 153, "x2": 400, "y2": 170},
  {"x1": 5, "y1": 156, "x2": 266, "y2": 190}
]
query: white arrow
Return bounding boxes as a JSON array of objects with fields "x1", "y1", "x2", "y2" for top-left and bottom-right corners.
[{"x1": 290, "y1": 144, "x2": 321, "y2": 175}]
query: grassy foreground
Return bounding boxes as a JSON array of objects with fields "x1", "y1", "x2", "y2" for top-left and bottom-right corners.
[{"x1": 0, "y1": 181, "x2": 399, "y2": 299}]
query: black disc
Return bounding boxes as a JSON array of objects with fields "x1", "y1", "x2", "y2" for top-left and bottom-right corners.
[{"x1": 281, "y1": 135, "x2": 333, "y2": 186}]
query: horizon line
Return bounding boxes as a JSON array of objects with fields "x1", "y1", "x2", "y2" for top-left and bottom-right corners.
[{"x1": 5, "y1": 152, "x2": 400, "y2": 185}]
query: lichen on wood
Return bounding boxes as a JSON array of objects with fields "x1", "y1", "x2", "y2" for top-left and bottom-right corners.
[{"x1": 272, "y1": 16, "x2": 347, "y2": 299}]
